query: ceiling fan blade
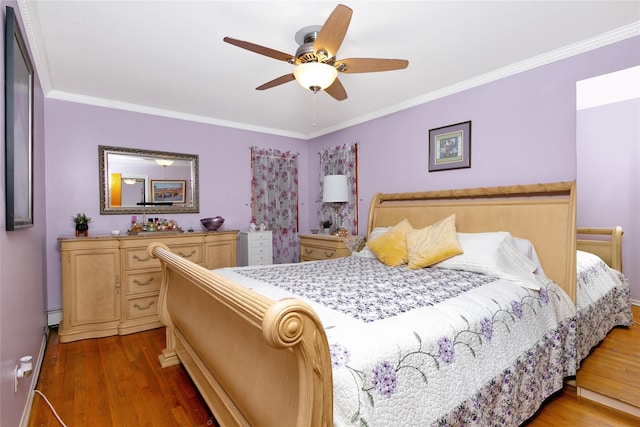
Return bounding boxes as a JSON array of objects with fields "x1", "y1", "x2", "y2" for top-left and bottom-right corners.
[
  {"x1": 314, "y1": 4, "x2": 352, "y2": 59},
  {"x1": 325, "y1": 78, "x2": 348, "y2": 101},
  {"x1": 223, "y1": 37, "x2": 294, "y2": 63},
  {"x1": 337, "y1": 58, "x2": 409, "y2": 74},
  {"x1": 256, "y1": 74, "x2": 296, "y2": 90}
]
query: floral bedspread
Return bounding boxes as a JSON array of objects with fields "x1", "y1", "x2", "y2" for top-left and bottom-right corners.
[
  {"x1": 575, "y1": 250, "x2": 633, "y2": 364},
  {"x1": 218, "y1": 257, "x2": 577, "y2": 426}
]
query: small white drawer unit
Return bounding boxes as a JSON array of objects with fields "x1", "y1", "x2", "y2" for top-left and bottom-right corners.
[{"x1": 239, "y1": 231, "x2": 273, "y2": 266}]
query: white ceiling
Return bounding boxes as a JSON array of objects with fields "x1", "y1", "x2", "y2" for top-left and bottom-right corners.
[{"x1": 18, "y1": 1, "x2": 640, "y2": 139}]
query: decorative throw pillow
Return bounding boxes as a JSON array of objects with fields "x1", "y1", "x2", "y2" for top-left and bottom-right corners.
[
  {"x1": 433, "y1": 231, "x2": 539, "y2": 290},
  {"x1": 366, "y1": 219, "x2": 413, "y2": 266},
  {"x1": 352, "y1": 227, "x2": 390, "y2": 259},
  {"x1": 406, "y1": 214, "x2": 462, "y2": 269}
]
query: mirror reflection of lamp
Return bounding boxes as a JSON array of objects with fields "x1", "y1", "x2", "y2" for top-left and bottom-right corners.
[
  {"x1": 123, "y1": 178, "x2": 137, "y2": 185},
  {"x1": 322, "y1": 175, "x2": 349, "y2": 236}
]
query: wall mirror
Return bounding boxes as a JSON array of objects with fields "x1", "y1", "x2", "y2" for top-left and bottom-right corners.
[{"x1": 99, "y1": 145, "x2": 199, "y2": 215}]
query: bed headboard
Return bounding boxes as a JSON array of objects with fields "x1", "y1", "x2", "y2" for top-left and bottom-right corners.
[
  {"x1": 366, "y1": 182, "x2": 577, "y2": 302},
  {"x1": 577, "y1": 226, "x2": 623, "y2": 271}
]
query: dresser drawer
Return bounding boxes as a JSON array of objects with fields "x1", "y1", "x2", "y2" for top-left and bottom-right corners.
[
  {"x1": 125, "y1": 270, "x2": 163, "y2": 295},
  {"x1": 126, "y1": 295, "x2": 159, "y2": 320},
  {"x1": 248, "y1": 247, "x2": 273, "y2": 265},
  {"x1": 125, "y1": 247, "x2": 160, "y2": 270},
  {"x1": 170, "y1": 244, "x2": 203, "y2": 264},
  {"x1": 125, "y1": 243, "x2": 203, "y2": 270},
  {"x1": 248, "y1": 233, "x2": 271, "y2": 248}
]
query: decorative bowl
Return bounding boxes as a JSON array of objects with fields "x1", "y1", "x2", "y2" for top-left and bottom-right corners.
[{"x1": 201, "y1": 216, "x2": 225, "y2": 231}]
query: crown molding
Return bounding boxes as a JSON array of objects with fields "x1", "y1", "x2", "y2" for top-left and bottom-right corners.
[{"x1": 17, "y1": 0, "x2": 639, "y2": 140}]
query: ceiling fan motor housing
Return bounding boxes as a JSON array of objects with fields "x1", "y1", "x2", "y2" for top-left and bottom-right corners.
[{"x1": 295, "y1": 29, "x2": 333, "y2": 65}]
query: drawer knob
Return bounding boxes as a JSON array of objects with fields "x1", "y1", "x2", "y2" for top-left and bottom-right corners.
[
  {"x1": 323, "y1": 251, "x2": 335, "y2": 258},
  {"x1": 304, "y1": 248, "x2": 313, "y2": 254},
  {"x1": 133, "y1": 301, "x2": 155, "y2": 311},
  {"x1": 132, "y1": 254, "x2": 151, "y2": 262},
  {"x1": 133, "y1": 277, "x2": 154, "y2": 286}
]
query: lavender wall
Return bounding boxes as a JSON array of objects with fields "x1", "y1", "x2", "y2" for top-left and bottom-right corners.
[
  {"x1": 0, "y1": 2, "x2": 48, "y2": 426},
  {"x1": 43, "y1": 102, "x2": 310, "y2": 312},
  {"x1": 308, "y1": 37, "x2": 640, "y2": 300},
  {"x1": 577, "y1": 97, "x2": 640, "y2": 300}
]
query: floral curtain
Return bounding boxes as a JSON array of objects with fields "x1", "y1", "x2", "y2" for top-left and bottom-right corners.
[
  {"x1": 250, "y1": 147, "x2": 299, "y2": 264},
  {"x1": 316, "y1": 143, "x2": 358, "y2": 235}
]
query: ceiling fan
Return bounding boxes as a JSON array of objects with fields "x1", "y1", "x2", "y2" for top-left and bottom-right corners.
[{"x1": 223, "y1": 4, "x2": 409, "y2": 101}]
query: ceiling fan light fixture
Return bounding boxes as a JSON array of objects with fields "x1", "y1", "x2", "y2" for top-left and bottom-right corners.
[
  {"x1": 155, "y1": 159, "x2": 174, "y2": 167},
  {"x1": 293, "y1": 62, "x2": 337, "y2": 92}
]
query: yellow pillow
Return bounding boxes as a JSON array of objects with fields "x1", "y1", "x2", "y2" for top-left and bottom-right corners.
[
  {"x1": 366, "y1": 219, "x2": 414, "y2": 266},
  {"x1": 406, "y1": 214, "x2": 463, "y2": 269}
]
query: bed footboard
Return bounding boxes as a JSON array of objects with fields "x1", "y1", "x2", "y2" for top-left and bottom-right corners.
[{"x1": 148, "y1": 242, "x2": 333, "y2": 427}]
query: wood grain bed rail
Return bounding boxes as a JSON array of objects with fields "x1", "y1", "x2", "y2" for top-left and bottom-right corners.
[
  {"x1": 148, "y1": 242, "x2": 333, "y2": 427},
  {"x1": 368, "y1": 181, "x2": 575, "y2": 204}
]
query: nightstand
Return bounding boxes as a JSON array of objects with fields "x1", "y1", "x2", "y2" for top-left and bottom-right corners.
[{"x1": 299, "y1": 234, "x2": 364, "y2": 262}]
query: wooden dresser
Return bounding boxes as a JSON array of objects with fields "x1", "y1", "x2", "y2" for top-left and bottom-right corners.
[
  {"x1": 299, "y1": 234, "x2": 362, "y2": 262},
  {"x1": 58, "y1": 230, "x2": 238, "y2": 343}
]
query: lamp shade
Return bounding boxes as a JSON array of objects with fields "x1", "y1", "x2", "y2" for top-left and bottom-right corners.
[
  {"x1": 322, "y1": 175, "x2": 349, "y2": 203},
  {"x1": 293, "y1": 62, "x2": 338, "y2": 91}
]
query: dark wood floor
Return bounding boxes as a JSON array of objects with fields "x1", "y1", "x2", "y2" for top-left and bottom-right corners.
[{"x1": 29, "y1": 308, "x2": 640, "y2": 427}]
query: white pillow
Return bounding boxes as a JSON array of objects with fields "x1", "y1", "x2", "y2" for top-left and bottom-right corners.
[
  {"x1": 433, "y1": 232, "x2": 539, "y2": 290},
  {"x1": 352, "y1": 227, "x2": 390, "y2": 259},
  {"x1": 513, "y1": 237, "x2": 546, "y2": 277}
]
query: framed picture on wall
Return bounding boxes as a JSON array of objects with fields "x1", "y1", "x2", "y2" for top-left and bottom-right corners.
[
  {"x1": 151, "y1": 180, "x2": 187, "y2": 204},
  {"x1": 5, "y1": 6, "x2": 34, "y2": 230},
  {"x1": 428, "y1": 121, "x2": 471, "y2": 172}
]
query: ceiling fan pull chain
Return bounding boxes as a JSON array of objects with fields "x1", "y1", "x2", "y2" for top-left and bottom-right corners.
[{"x1": 312, "y1": 91, "x2": 317, "y2": 127}]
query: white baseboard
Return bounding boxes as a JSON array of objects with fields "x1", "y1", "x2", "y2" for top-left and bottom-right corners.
[
  {"x1": 19, "y1": 329, "x2": 48, "y2": 427},
  {"x1": 47, "y1": 309, "x2": 62, "y2": 326},
  {"x1": 577, "y1": 387, "x2": 640, "y2": 418}
]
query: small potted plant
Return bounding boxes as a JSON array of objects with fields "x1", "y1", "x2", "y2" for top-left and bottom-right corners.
[
  {"x1": 72, "y1": 212, "x2": 92, "y2": 237},
  {"x1": 321, "y1": 219, "x2": 332, "y2": 234}
]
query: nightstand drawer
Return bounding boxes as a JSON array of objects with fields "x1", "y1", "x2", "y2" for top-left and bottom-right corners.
[
  {"x1": 298, "y1": 234, "x2": 363, "y2": 262},
  {"x1": 300, "y1": 244, "x2": 343, "y2": 261}
]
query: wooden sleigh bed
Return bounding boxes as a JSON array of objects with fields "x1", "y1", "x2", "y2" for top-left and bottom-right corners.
[{"x1": 148, "y1": 181, "x2": 631, "y2": 426}]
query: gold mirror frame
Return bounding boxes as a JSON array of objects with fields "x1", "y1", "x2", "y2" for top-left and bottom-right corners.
[{"x1": 99, "y1": 145, "x2": 199, "y2": 215}]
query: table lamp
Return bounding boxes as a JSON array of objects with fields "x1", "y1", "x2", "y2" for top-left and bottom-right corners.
[{"x1": 322, "y1": 175, "x2": 349, "y2": 235}]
